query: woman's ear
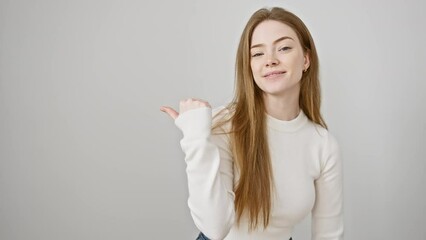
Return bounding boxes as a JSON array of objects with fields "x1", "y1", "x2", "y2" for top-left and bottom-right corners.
[{"x1": 304, "y1": 51, "x2": 311, "y2": 71}]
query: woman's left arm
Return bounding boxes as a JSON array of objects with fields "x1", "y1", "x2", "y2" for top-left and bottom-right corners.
[{"x1": 311, "y1": 133, "x2": 344, "y2": 240}]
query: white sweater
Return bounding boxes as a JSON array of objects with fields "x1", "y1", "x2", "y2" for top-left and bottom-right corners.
[{"x1": 175, "y1": 106, "x2": 343, "y2": 240}]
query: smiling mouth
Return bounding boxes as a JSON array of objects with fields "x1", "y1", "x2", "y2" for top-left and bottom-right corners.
[{"x1": 264, "y1": 71, "x2": 286, "y2": 78}]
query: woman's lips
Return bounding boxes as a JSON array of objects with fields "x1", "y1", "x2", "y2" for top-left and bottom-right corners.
[{"x1": 264, "y1": 71, "x2": 286, "y2": 79}]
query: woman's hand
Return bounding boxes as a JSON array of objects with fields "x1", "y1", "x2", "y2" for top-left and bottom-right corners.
[{"x1": 160, "y1": 98, "x2": 211, "y2": 120}]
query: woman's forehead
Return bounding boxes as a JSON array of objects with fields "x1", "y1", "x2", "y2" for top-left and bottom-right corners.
[{"x1": 251, "y1": 20, "x2": 299, "y2": 45}]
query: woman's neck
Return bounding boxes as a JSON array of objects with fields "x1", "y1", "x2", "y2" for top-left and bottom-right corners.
[{"x1": 263, "y1": 91, "x2": 300, "y2": 121}]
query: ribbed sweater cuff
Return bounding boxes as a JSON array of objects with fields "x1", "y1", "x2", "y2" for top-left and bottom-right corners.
[{"x1": 174, "y1": 107, "x2": 212, "y2": 140}]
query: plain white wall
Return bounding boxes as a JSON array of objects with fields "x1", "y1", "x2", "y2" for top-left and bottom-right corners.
[{"x1": 1, "y1": 0, "x2": 425, "y2": 239}]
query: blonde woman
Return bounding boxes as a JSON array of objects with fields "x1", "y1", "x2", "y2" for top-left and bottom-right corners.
[{"x1": 161, "y1": 7, "x2": 343, "y2": 240}]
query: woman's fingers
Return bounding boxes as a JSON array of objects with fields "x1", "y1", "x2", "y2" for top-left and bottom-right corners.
[
  {"x1": 160, "y1": 106, "x2": 179, "y2": 120},
  {"x1": 161, "y1": 98, "x2": 211, "y2": 120},
  {"x1": 179, "y1": 98, "x2": 211, "y2": 112}
]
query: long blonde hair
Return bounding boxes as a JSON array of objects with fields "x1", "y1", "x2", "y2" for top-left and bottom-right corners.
[{"x1": 214, "y1": 7, "x2": 327, "y2": 231}]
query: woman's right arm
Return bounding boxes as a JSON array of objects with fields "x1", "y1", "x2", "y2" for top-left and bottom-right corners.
[{"x1": 161, "y1": 100, "x2": 235, "y2": 240}]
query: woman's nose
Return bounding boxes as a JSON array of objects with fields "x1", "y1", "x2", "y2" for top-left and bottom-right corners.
[{"x1": 265, "y1": 54, "x2": 279, "y2": 67}]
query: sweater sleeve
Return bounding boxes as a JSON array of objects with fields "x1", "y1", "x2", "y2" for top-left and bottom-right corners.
[
  {"x1": 311, "y1": 133, "x2": 344, "y2": 240},
  {"x1": 175, "y1": 107, "x2": 235, "y2": 240}
]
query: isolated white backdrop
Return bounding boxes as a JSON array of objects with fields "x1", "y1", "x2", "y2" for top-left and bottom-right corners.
[{"x1": 1, "y1": 0, "x2": 425, "y2": 239}]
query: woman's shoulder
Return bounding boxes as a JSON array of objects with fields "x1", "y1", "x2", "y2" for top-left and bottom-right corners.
[
  {"x1": 308, "y1": 121, "x2": 340, "y2": 154},
  {"x1": 306, "y1": 119, "x2": 338, "y2": 144}
]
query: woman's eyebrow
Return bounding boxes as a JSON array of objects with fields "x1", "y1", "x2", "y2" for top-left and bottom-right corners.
[{"x1": 251, "y1": 36, "x2": 294, "y2": 49}]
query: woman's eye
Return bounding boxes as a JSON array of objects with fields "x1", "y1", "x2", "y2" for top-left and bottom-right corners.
[
  {"x1": 279, "y1": 47, "x2": 291, "y2": 51},
  {"x1": 251, "y1": 53, "x2": 263, "y2": 57}
]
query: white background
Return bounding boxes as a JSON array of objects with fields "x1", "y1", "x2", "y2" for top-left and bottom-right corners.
[{"x1": 1, "y1": 0, "x2": 425, "y2": 239}]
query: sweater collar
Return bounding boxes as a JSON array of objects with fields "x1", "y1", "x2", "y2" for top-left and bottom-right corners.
[{"x1": 266, "y1": 109, "x2": 308, "y2": 132}]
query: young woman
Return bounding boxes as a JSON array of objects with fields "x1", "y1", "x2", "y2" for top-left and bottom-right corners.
[{"x1": 161, "y1": 7, "x2": 343, "y2": 240}]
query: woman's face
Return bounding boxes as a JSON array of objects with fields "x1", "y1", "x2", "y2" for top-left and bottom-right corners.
[{"x1": 250, "y1": 20, "x2": 310, "y2": 98}]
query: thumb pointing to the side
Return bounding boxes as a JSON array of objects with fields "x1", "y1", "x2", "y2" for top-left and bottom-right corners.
[{"x1": 160, "y1": 106, "x2": 179, "y2": 120}]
